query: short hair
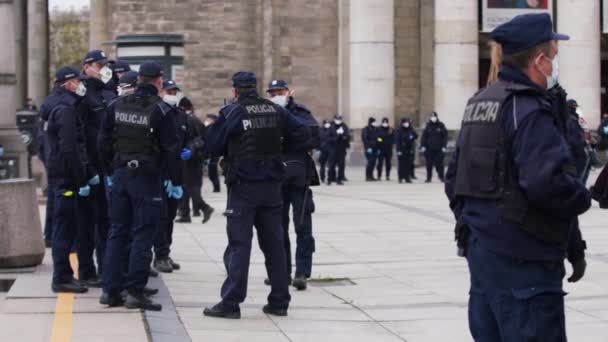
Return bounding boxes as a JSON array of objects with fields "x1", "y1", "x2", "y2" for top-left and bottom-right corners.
[
  {"x1": 234, "y1": 87, "x2": 256, "y2": 96},
  {"x1": 502, "y1": 41, "x2": 552, "y2": 70}
]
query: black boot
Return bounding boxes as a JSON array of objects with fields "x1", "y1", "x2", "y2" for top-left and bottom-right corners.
[
  {"x1": 202, "y1": 206, "x2": 214, "y2": 224},
  {"x1": 203, "y1": 304, "x2": 241, "y2": 319},
  {"x1": 154, "y1": 259, "x2": 173, "y2": 273},
  {"x1": 175, "y1": 216, "x2": 191, "y2": 223},
  {"x1": 143, "y1": 287, "x2": 159, "y2": 296},
  {"x1": 100, "y1": 292, "x2": 125, "y2": 307},
  {"x1": 263, "y1": 304, "x2": 288, "y2": 317},
  {"x1": 52, "y1": 280, "x2": 88, "y2": 293},
  {"x1": 168, "y1": 257, "x2": 181, "y2": 270},
  {"x1": 292, "y1": 276, "x2": 307, "y2": 291},
  {"x1": 80, "y1": 276, "x2": 102, "y2": 288},
  {"x1": 125, "y1": 292, "x2": 162, "y2": 311}
]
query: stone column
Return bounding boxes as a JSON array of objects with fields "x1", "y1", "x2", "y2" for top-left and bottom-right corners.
[
  {"x1": 0, "y1": 0, "x2": 28, "y2": 177},
  {"x1": 27, "y1": 0, "x2": 49, "y2": 107},
  {"x1": 434, "y1": 0, "x2": 478, "y2": 130},
  {"x1": 349, "y1": 0, "x2": 394, "y2": 129},
  {"x1": 14, "y1": 0, "x2": 27, "y2": 109},
  {"x1": 90, "y1": 0, "x2": 110, "y2": 50},
  {"x1": 557, "y1": 0, "x2": 601, "y2": 128}
]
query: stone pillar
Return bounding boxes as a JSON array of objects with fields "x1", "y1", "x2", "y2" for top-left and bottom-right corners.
[
  {"x1": 90, "y1": 0, "x2": 110, "y2": 49},
  {"x1": 349, "y1": 0, "x2": 394, "y2": 129},
  {"x1": 434, "y1": 0, "x2": 478, "y2": 130},
  {"x1": 27, "y1": 0, "x2": 49, "y2": 107},
  {"x1": 0, "y1": 0, "x2": 28, "y2": 178},
  {"x1": 557, "y1": 0, "x2": 601, "y2": 128},
  {"x1": 14, "y1": 0, "x2": 27, "y2": 109}
]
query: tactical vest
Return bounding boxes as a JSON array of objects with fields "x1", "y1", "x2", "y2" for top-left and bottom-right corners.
[
  {"x1": 454, "y1": 80, "x2": 570, "y2": 247},
  {"x1": 227, "y1": 96, "x2": 283, "y2": 162},
  {"x1": 112, "y1": 94, "x2": 161, "y2": 161}
]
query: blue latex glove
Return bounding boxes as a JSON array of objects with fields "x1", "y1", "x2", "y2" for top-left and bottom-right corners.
[
  {"x1": 420, "y1": 147, "x2": 426, "y2": 153},
  {"x1": 397, "y1": 151, "x2": 402, "y2": 156},
  {"x1": 164, "y1": 180, "x2": 174, "y2": 195},
  {"x1": 88, "y1": 174, "x2": 100, "y2": 185},
  {"x1": 0, "y1": 146, "x2": 4, "y2": 157},
  {"x1": 180, "y1": 148, "x2": 192, "y2": 161},
  {"x1": 366, "y1": 148, "x2": 372, "y2": 154},
  {"x1": 105, "y1": 176, "x2": 112, "y2": 188},
  {"x1": 603, "y1": 126, "x2": 608, "y2": 135},
  {"x1": 170, "y1": 185, "x2": 183, "y2": 199},
  {"x1": 78, "y1": 185, "x2": 91, "y2": 197}
]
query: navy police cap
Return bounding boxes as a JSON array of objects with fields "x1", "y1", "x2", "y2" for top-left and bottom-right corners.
[
  {"x1": 118, "y1": 71, "x2": 138, "y2": 87},
  {"x1": 55, "y1": 66, "x2": 88, "y2": 83},
  {"x1": 207, "y1": 114, "x2": 219, "y2": 120},
  {"x1": 139, "y1": 60, "x2": 164, "y2": 77},
  {"x1": 266, "y1": 79, "x2": 289, "y2": 92},
  {"x1": 491, "y1": 13, "x2": 569, "y2": 55},
  {"x1": 83, "y1": 50, "x2": 109, "y2": 65},
  {"x1": 232, "y1": 71, "x2": 257, "y2": 88},
  {"x1": 112, "y1": 60, "x2": 131, "y2": 73},
  {"x1": 162, "y1": 79, "x2": 180, "y2": 91}
]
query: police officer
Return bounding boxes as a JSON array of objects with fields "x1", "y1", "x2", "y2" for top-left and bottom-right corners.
[
  {"x1": 203, "y1": 114, "x2": 222, "y2": 193},
  {"x1": 318, "y1": 119, "x2": 331, "y2": 183},
  {"x1": 77, "y1": 49, "x2": 117, "y2": 287},
  {"x1": 203, "y1": 71, "x2": 309, "y2": 319},
  {"x1": 445, "y1": 14, "x2": 589, "y2": 341},
  {"x1": 45, "y1": 66, "x2": 90, "y2": 293},
  {"x1": 266, "y1": 79, "x2": 320, "y2": 291},
  {"x1": 116, "y1": 71, "x2": 138, "y2": 97},
  {"x1": 327, "y1": 114, "x2": 350, "y2": 185},
  {"x1": 361, "y1": 117, "x2": 379, "y2": 181},
  {"x1": 564, "y1": 99, "x2": 589, "y2": 181},
  {"x1": 420, "y1": 112, "x2": 447, "y2": 182},
  {"x1": 106, "y1": 59, "x2": 131, "y2": 95},
  {"x1": 99, "y1": 61, "x2": 179, "y2": 311},
  {"x1": 395, "y1": 117, "x2": 417, "y2": 183},
  {"x1": 152, "y1": 80, "x2": 188, "y2": 273},
  {"x1": 376, "y1": 117, "x2": 394, "y2": 181}
]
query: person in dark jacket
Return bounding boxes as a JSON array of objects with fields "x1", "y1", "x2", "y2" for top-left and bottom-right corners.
[
  {"x1": 45, "y1": 66, "x2": 91, "y2": 293},
  {"x1": 445, "y1": 14, "x2": 589, "y2": 341},
  {"x1": 376, "y1": 117, "x2": 394, "y2": 181},
  {"x1": 597, "y1": 113, "x2": 608, "y2": 151},
  {"x1": 318, "y1": 119, "x2": 331, "y2": 182},
  {"x1": 564, "y1": 99, "x2": 589, "y2": 181},
  {"x1": 327, "y1": 114, "x2": 350, "y2": 185},
  {"x1": 395, "y1": 117, "x2": 418, "y2": 183},
  {"x1": 420, "y1": 112, "x2": 448, "y2": 182},
  {"x1": 361, "y1": 117, "x2": 378, "y2": 181},
  {"x1": 202, "y1": 114, "x2": 222, "y2": 193},
  {"x1": 266, "y1": 79, "x2": 320, "y2": 291}
]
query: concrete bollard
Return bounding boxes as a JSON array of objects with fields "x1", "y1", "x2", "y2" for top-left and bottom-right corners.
[{"x1": 0, "y1": 178, "x2": 44, "y2": 268}]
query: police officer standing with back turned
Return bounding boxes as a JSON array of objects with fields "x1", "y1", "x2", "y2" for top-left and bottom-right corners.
[
  {"x1": 99, "y1": 61, "x2": 178, "y2": 311},
  {"x1": 265, "y1": 79, "x2": 320, "y2": 291},
  {"x1": 445, "y1": 14, "x2": 590, "y2": 341},
  {"x1": 361, "y1": 117, "x2": 379, "y2": 181},
  {"x1": 203, "y1": 72, "x2": 309, "y2": 319},
  {"x1": 45, "y1": 67, "x2": 90, "y2": 293}
]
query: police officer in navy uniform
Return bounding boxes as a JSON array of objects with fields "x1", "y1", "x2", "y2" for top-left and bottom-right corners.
[
  {"x1": 203, "y1": 72, "x2": 309, "y2": 319},
  {"x1": 420, "y1": 112, "x2": 448, "y2": 183},
  {"x1": 327, "y1": 114, "x2": 350, "y2": 185},
  {"x1": 99, "y1": 61, "x2": 179, "y2": 311},
  {"x1": 204, "y1": 114, "x2": 222, "y2": 193},
  {"x1": 265, "y1": 79, "x2": 320, "y2": 291},
  {"x1": 106, "y1": 59, "x2": 131, "y2": 95},
  {"x1": 152, "y1": 80, "x2": 188, "y2": 273},
  {"x1": 445, "y1": 14, "x2": 590, "y2": 341},
  {"x1": 395, "y1": 117, "x2": 417, "y2": 183},
  {"x1": 45, "y1": 67, "x2": 90, "y2": 293},
  {"x1": 361, "y1": 117, "x2": 379, "y2": 181},
  {"x1": 376, "y1": 117, "x2": 394, "y2": 181},
  {"x1": 318, "y1": 119, "x2": 331, "y2": 183},
  {"x1": 76, "y1": 50, "x2": 116, "y2": 288}
]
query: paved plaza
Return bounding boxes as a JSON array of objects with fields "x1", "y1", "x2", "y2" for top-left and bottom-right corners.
[{"x1": 1, "y1": 167, "x2": 607, "y2": 341}]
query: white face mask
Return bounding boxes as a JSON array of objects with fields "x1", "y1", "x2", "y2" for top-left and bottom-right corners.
[
  {"x1": 382, "y1": 123, "x2": 388, "y2": 128},
  {"x1": 270, "y1": 95, "x2": 288, "y2": 107},
  {"x1": 540, "y1": 55, "x2": 559, "y2": 89},
  {"x1": 98, "y1": 66, "x2": 113, "y2": 84},
  {"x1": 204, "y1": 120, "x2": 211, "y2": 127},
  {"x1": 163, "y1": 94, "x2": 178, "y2": 106},
  {"x1": 335, "y1": 120, "x2": 343, "y2": 125},
  {"x1": 324, "y1": 123, "x2": 331, "y2": 129},
  {"x1": 430, "y1": 117, "x2": 437, "y2": 123},
  {"x1": 117, "y1": 86, "x2": 133, "y2": 96},
  {"x1": 403, "y1": 122, "x2": 410, "y2": 128},
  {"x1": 75, "y1": 82, "x2": 87, "y2": 97}
]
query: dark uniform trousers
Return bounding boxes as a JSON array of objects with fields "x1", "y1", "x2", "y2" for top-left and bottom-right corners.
[
  {"x1": 220, "y1": 181, "x2": 291, "y2": 311},
  {"x1": 180, "y1": 164, "x2": 207, "y2": 217},
  {"x1": 76, "y1": 183, "x2": 110, "y2": 279},
  {"x1": 365, "y1": 148, "x2": 378, "y2": 179},
  {"x1": 376, "y1": 147, "x2": 392, "y2": 179},
  {"x1": 281, "y1": 184, "x2": 315, "y2": 279},
  {"x1": 398, "y1": 151, "x2": 414, "y2": 181},
  {"x1": 318, "y1": 149, "x2": 328, "y2": 182},
  {"x1": 424, "y1": 149, "x2": 445, "y2": 181},
  {"x1": 466, "y1": 237, "x2": 566, "y2": 342},
  {"x1": 154, "y1": 192, "x2": 179, "y2": 259},
  {"x1": 208, "y1": 157, "x2": 221, "y2": 192},
  {"x1": 44, "y1": 180, "x2": 57, "y2": 241},
  {"x1": 328, "y1": 148, "x2": 346, "y2": 182},
  {"x1": 51, "y1": 180, "x2": 85, "y2": 284},
  {"x1": 103, "y1": 167, "x2": 163, "y2": 295}
]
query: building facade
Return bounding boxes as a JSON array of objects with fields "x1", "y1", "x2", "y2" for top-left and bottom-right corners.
[{"x1": 90, "y1": 0, "x2": 604, "y2": 130}]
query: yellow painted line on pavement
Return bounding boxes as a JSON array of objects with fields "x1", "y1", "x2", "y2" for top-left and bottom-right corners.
[{"x1": 49, "y1": 253, "x2": 79, "y2": 342}]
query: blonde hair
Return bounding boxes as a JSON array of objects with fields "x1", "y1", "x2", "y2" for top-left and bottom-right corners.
[{"x1": 487, "y1": 41, "x2": 502, "y2": 86}]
